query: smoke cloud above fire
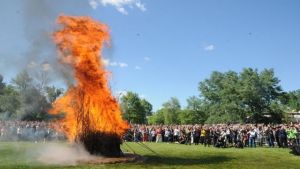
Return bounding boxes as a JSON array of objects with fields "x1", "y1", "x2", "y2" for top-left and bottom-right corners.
[{"x1": 21, "y1": 0, "x2": 92, "y2": 86}]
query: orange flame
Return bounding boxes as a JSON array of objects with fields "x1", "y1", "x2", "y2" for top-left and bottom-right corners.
[{"x1": 49, "y1": 15, "x2": 128, "y2": 142}]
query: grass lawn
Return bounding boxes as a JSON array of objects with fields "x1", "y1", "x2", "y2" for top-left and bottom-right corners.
[{"x1": 0, "y1": 142, "x2": 299, "y2": 169}]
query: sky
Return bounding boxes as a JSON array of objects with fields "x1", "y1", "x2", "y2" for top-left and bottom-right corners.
[{"x1": 0, "y1": 0, "x2": 300, "y2": 111}]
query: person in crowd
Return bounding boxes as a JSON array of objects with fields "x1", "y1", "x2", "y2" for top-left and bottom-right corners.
[
  {"x1": 275, "y1": 126, "x2": 281, "y2": 148},
  {"x1": 266, "y1": 127, "x2": 275, "y2": 147},
  {"x1": 279, "y1": 126, "x2": 288, "y2": 148},
  {"x1": 200, "y1": 127, "x2": 206, "y2": 145},
  {"x1": 184, "y1": 127, "x2": 192, "y2": 145},
  {"x1": 150, "y1": 128, "x2": 156, "y2": 142},
  {"x1": 173, "y1": 127, "x2": 180, "y2": 143},
  {"x1": 287, "y1": 126, "x2": 297, "y2": 146},
  {"x1": 194, "y1": 126, "x2": 200, "y2": 145},
  {"x1": 204, "y1": 127, "x2": 212, "y2": 147},
  {"x1": 156, "y1": 127, "x2": 162, "y2": 143},
  {"x1": 248, "y1": 128, "x2": 256, "y2": 148},
  {"x1": 297, "y1": 126, "x2": 300, "y2": 145}
]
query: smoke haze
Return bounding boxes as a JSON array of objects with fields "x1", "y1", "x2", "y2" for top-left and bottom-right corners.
[{"x1": 0, "y1": 0, "x2": 91, "y2": 86}]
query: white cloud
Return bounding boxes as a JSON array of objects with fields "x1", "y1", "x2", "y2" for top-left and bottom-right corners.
[
  {"x1": 110, "y1": 62, "x2": 118, "y2": 66},
  {"x1": 135, "y1": 1, "x2": 146, "y2": 11},
  {"x1": 102, "y1": 58, "x2": 110, "y2": 66},
  {"x1": 89, "y1": 0, "x2": 146, "y2": 15},
  {"x1": 135, "y1": 66, "x2": 141, "y2": 70},
  {"x1": 101, "y1": 58, "x2": 128, "y2": 68},
  {"x1": 204, "y1": 44, "x2": 215, "y2": 51},
  {"x1": 144, "y1": 57, "x2": 150, "y2": 61},
  {"x1": 89, "y1": 0, "x2": 99, "y2": 9},
  {"x1": 117, "y1": 7, "x2": 128, "y2": 15},
  {"x1": 119, "y1": 62, "x2": 128, "y2": 68}
]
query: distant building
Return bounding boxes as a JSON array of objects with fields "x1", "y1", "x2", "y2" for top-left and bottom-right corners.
[{"x1": 288, "y1": 111, "x2": 300, "y2": 122}]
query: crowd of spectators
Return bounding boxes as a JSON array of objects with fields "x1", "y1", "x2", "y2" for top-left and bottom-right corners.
[
  {"x1": 2, "y1": 120, "x2": 300, "y2": 149},
  {"x1": 125, "y1": 123, "x2": 300, "y2": 148},
  {"x1": 0, "y1": 120, "x2": 66, "y2": 142}
]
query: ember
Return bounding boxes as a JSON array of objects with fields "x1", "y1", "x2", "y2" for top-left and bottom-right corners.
[{"x1": 49, "y1": 15, "x2": 128, "y2": 157}]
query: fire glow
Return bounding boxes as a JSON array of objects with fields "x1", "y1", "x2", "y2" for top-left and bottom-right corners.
[{"x1": 49, "y1": 15, "x2": 128, "y2": 156}]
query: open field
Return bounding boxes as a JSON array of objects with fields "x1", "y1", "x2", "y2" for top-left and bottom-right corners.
[{"x1": 0, "y1": 142, "x2": 299, "y2": 169}]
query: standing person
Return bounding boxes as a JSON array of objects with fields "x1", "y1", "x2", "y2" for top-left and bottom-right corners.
[
  {"x1": 275, "y1": 126, "x2": 281, "y2": 148},
  {"x1": 17, "y1": 126, "x2": 22, "y2": 141},
  {"x1": 150, "y1": 128, "x2": 156, "y2": 142},
  {"x1": 266, "y1": 127, "x2": 275, "y2": 147},
  {"x1": 194, "y1": 127, "x2": 200, "y2": 145},
  {"x1": 200, "y1": 127, "x2": 206, "y2": 145},
  {"x1": 156, "y1": 127, "x2": 162, "y2": 143},
  {"x1": 248, "y1": 128, "x2": 256, "y2": 148},
  {"x1": 255, "y1": 126, "x2": 263, "y2": 147},
  {"x1": 133, "y1": 128, "x2": 140, "y2": 142},
  {"x1": 204, "y1": 127, "x2": 211, "y2": 147},
  {"x1": 242, "y1": 130, "x2": 249, "y2": 147},
  {"x1": 173, "y1": 127, "x2": 180, "y2": 143},
  {"x1": 212, "y1": 128, "x2": 220, "y2": 146},
  {"x1": 287, "y1": 126, "x2": 297, "y2": 146},
  {"x1": 185, "y1": 127, "x2": 192, "y2": 145},
  {"x1": 297, "y1": 126, "x2": 300, "y2": 145},
  {"x1": 236, "y1": 130, "x2": 244, "y2": 148},
  {"x1": 226, "y1": 128, "x2": 232, "y2": 146},
  {"x1": 164, "y1": 128, "x2": 171, "y2": 143},
  {"x1": 279, "y1": 126, "x2": 288, "y2": 148}
]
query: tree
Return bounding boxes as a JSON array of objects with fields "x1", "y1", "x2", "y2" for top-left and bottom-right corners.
[
  {"x1": 0, "y1": 85, "x2": 20, "y2": 119},
  {"x1": 178, "y1": 96, "x2": 207, "y2": 124},
  {"x1": 148, "y1": 109, "x2": 165, "y2": 125},
  {"x1": 11, "y1": 70, "x2": 33, "y2": 91},
  {"x1": 11, "y1": 70, "x2": 51, "y2": 120},
  {"x1": 0, "y1": 74, "x2": 5, "y2": 94},
  {"x1": 240, "y1": 68, "x2": 283, "y2": 123},
  {"x1": 199, "y1": 71, "x2": 244, "y2": 123},
  {"x1": 120, "y1": 91, "x2": 153, "y2": 124},
  {"x1": 198, "y1": 68, "x2": 284, "y2": 124},
  {"x1": 286, "y1": 90, "x2": 300, "y2": 112},
  {"x1": 161, "y1": 97, "x2": 181, "y2": 124},
  {"x1": 45, "y1": 86, "x2": 64, "y2": 103},
  {"x1": 140, "y1": 99, "x2": 153, "y2": 116}
]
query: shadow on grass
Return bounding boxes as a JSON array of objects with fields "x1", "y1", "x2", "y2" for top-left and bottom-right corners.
[{"x1": 143, "y1": 155, "x2": 235, "y2": 165}]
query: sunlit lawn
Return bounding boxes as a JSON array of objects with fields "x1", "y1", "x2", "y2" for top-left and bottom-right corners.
[{"x1": 0, "y1": 142, "x2": 299, "y2": 169}]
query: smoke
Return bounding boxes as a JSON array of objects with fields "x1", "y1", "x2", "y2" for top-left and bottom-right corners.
[
  {"x1": 17, "y1": 0, "x2": 91, "y2": 87},
  {"x1": 36, "y1": 143, "x2": 93, "y2": 165},
  {"x1": 22, "y1": 0, "x2": 73, "y2": 86},
  {"x1": 0, "y1": 0, "x2": 113, "y2": 87}
]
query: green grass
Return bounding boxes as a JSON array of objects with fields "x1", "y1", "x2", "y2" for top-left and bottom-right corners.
[{"x1": 0, "y1": 142, "x2": 299, "y2": 169}]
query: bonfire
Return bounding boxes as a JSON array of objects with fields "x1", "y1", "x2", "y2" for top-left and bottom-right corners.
[{"x1": 49, "y1": 15, "x2": 129, "y2": 157}]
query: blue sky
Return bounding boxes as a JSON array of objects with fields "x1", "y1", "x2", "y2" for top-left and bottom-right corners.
[{"x1": 0, "y1": 0, "x2": 300, "y2": 110}]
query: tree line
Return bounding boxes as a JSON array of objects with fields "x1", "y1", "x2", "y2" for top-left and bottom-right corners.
[
  {"x1": 1, "y1": 68, "x2": 299, "y2": 124},
  {"x1": 121, "y1": 68, "x2": 300, "y2": 124},
  {"x1": 0, "y1": 71, "x2": 63, "y2": 120}
]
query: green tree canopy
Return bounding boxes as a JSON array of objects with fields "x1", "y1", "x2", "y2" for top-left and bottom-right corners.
[
  {"x1": 199, "y1": 68, "x2": 284, "y2": 124},
  {"x1": 178, "y1": 96, "x2": 207, "y2": 124},
  {"x1": 120, "y1": 91, "x2": 153, "y2": 124}
]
